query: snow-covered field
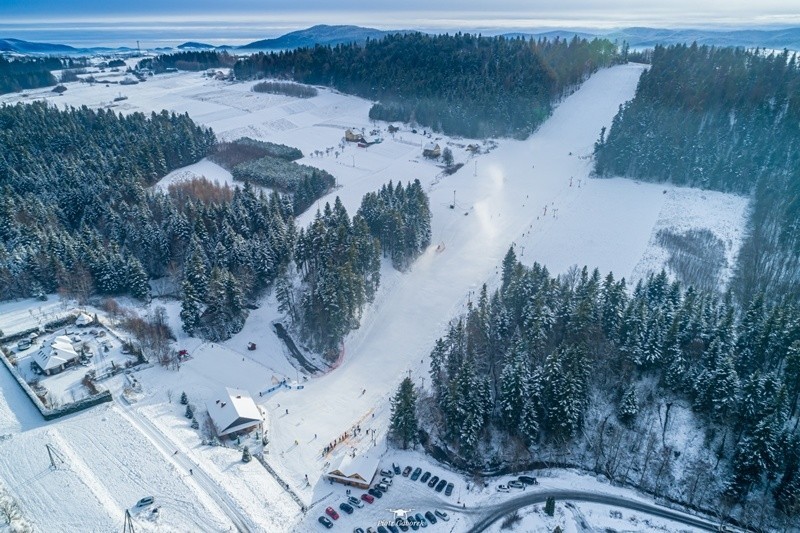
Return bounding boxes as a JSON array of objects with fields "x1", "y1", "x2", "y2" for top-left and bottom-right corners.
[
  {"x1": 0, "y1": 63, "x2": 749, "y2": 532},
  {"x1": 630, "y1": 187, "x2": 749, "y2": 287}
]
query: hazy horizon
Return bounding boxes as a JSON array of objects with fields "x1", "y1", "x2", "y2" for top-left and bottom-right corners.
[
  {"x1": 2, "y1": 18, "x2": 800, "y2": 49},
  {"x1": 2, "y1": 0, "x2": 800, "y2": 48}
]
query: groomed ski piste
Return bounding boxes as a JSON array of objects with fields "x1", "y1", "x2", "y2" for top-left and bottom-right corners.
[{"x1": 0, "y1": 63, "x2": 748, "y2": 532}]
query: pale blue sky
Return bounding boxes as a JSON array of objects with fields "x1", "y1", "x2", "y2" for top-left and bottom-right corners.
[{"x1": 2, "y1": 0, "x2": 799, "y2": 28}]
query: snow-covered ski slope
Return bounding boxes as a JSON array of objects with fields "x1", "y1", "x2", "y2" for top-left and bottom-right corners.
[
  {"x1": 0, "y1": 63, "x2": 750, "y2": 532},
  {"x1": 261, "y1": 63, "x2": 743, "y2": 501}
]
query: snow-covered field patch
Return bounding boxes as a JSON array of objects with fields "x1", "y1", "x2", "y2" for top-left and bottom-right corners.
[
  {"x1": 153, "y1": 158, "x2": 235, "y2": 192},
  {"x1": 631, "y1": 187, "x2": 749, "y2": 288}
]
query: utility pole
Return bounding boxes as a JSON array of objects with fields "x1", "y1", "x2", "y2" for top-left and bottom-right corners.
[
  {"x1": 136, "y1": 40, "x2": 141, "y2": 54},
  {"x1": 474, "y1": 160, "x2": 477, "y2": 176},
  {"x1": 45, "y1": 444, "x2": 65, "y2": 470}
]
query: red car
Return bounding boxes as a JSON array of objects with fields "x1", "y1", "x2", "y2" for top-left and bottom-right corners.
[
  {"x1": 325, "y1": 506, "x2": 339, "y2": 520},
  {"x1": 360, "y1": 493, "x2": 375, "y2": 504}
]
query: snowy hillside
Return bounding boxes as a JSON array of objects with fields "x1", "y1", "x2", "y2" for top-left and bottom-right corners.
[{"x1": 0, "y1": 63, "x2": 749, "y2": 532}]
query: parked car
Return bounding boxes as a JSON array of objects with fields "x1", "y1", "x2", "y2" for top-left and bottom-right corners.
[
  {"x1": 420, "y1": 471, "x2": 431, "y2": 483},
  {"x1": 377, "y1": 527, "x2": 389, "y2": 533},
  {"x1": 518, "y1": 475, "x2": 538, "y2": 485},
  {"x1": 339, "y1": 502, "x2": 354, "y2": 514},
  {"x1": 17, "y1": 339, "x2": 31, "y2": 351},
  {"x1": 348, "y1": 495, "x2": 364, "y2": 508},
  {"x1": 376, "y1": 482, "x2": 389, "y2": 492},
  {"x1": 508, "y1": 480, "x2": 525, "y2": 489},
  {"x1": 136, "y1": 496, "x2": 155, "y2": 507},
  {"x1": 367, "y1": 488, "x2": 383, "y2": 499},
  {"x1": 397, "y1": 518, "x2": 409, "y2": 531},
  {"x1": 424, "y1": 511, "x2": 437, "y2": 524},
  {"x1": 427, "y1": 475, "x2": 439, "y2": 488},
  {"x1": 497, "y1": 484, "x2": 510, "y2": 492},
  {"x1": 434, "y1": 510, "x2": 450, "y2": 522},
  {"x1": 411, "y1": 467, "x2": 422, "y2": 481},
  {"x1": 381, "y1": 476, "x2": 393, "y2": 486},
  {"x1": 354, "y1": 528, "x2": 365, "y2": 533},
  {"x1": 393, "y1": 463, "x2": 401, "y2": 475},
  {"x1": 380, "y1": 468, "x2": 394, "y2": 478},
  {"x1": 361, "y1": 493, "x2": 375, "y2": 503},
  {"x1": 402, "y1": 466, "x2": 412, "y2": 477},
  {"x1": 386, "y1": 524, "x2": 399, "y2": 533},
  {"x1": 414, "y1": 513, "x2": 427, "y2": 528},
  {"x1": 408, "y1": 516, "x2": 419, "y2": 530},
  {"x1": 366, "y1": 528, "x2": 377, "y2": 533},
  {"x1": 318, "y1": 516, "x2": 333, "y2": 529},
  {"x1": 445, "y1": 483, "x2": 454, "y2": 496},
  {"x1": 325, "y1": 506, "x2": 340, "y2": 520},
  {"x1": 435, "y1": 479, "x2": 447, "y2": 492}
]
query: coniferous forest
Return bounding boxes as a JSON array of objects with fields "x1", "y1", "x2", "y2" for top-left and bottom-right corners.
[
  {"x1": 0, "y1": 102, "x2": 300, "y2": 342},
  {"x1": 211, "y1": 138, "x2": 334, "y2": 216},
  {"x1": 594, "y1": 44, "x2": 800, "y2": 303},
  {"x1": 426, "y1": 248, "x2": 800, "y2": 530},
  {"x1": 281, "y1": 181, "x2": 432, "y2": 358},
  {"x1": 138, "y1": 50, "x2": 237, "y2": 73},
  {"x1": 233, "y1": 32, "x2": 619, "y2": 138},
  {"x1": 0, "y1": 99, "x2": 431, "y2": 347},
  {"x1": 0, "y1": 56, "x2": 60, "y2": 94},
  {"x1": 357, "y1": 180, "x2": 432, "y2": 270}
]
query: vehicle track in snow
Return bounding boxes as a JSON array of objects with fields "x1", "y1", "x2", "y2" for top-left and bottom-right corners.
[{"x1": 114, "y1": 397, "x2": 254, "y2": 532}]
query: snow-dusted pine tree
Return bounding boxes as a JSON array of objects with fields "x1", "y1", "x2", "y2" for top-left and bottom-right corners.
[{"x1": 389, "y1": 377, "x2": 419, "y2": 449}]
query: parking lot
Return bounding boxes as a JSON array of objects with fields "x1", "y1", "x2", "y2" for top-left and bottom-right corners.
[{"x1": 311, "y1": 458, "x2": 463, "y2": 532}]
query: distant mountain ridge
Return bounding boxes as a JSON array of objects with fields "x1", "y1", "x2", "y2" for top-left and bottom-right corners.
[
  {"x1": 2, "y1": 25, "x2": 800, "y2": 56},
  {"x1": 238, "y1": 24, "x2": 409, "y2": 50},
  {"x1": 177, "y1": 41, "x2": 216, "y2": 50},
  {"x1": 607, "y1": 26, "x2": 800, "y2": 49},
  {"x1": 0, "y1": 37, "x2": 79, "y2": 53}
]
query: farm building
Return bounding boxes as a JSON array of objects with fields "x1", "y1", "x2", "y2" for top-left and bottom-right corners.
[
  {"x1": 422, "y1": 142, "x2": 441, "y2": 158},
  {"x1": 344, "y1": 129, "x2": 364, "y2": 143},
  {"x1": 325, "y1": 452, "x2": 379, "y2": 489},
  {"x1": 33, "y1": 336, "x2": 79, "y2": 375},
  {"x1": 206, "y1": 388, "x2": 263, "y2": 438},
  {"x1": 75, "y1": 312, "x2": 94, "y2": 327},
  {"x1": 357, "y1": 134, "x2": 383, "y2": 148}
]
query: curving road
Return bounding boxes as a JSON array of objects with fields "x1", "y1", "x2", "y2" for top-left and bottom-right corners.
[{"x1": 462, "y1": 489, "x2": 730, "y2": 533}]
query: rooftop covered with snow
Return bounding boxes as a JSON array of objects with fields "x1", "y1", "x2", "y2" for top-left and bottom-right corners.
[
  {"x1": 326, "y1": 451, "x2": 379, "y2": 489},
  {"x1": 206, "y1": 387, "x2": 262, "y2": 437}
]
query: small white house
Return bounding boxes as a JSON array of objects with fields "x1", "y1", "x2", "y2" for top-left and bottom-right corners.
[
  {"x1": 206, "y1": 388, "x2": 262, "y2": 438},
  {"x1": 75, "y1": 312, "x2": 93, "y2": 327},
  {"x1": 34, "y1": 336, "x2": 79, "y2": 375},
  {"x1": 326, "y1": 452, "x2": 380, "y2": 489}
]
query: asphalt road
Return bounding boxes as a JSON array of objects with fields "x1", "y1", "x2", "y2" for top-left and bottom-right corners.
[{"x1": 462, "y1": 489, "x2": 728, "y2": 532}]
